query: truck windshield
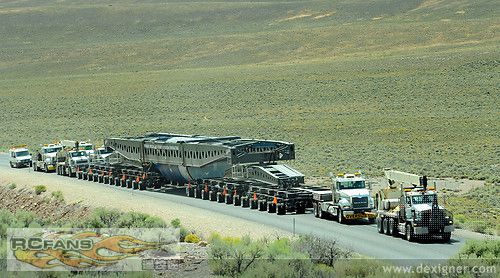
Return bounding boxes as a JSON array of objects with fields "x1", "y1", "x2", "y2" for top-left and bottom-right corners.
[
  {"x1": 338, "y1": 181, "x2": 365, "y2": 189},
  {"x1": 412, "y1": 195, "x2": 436, "y2": 205},
  {"x1": 44, "y1": 147, "x2": 61, "y2": 153},
  {"x1": 99, "y1": 147, "x2": 112, "y2": 154},
  {"x1": 70, "y1": 151, "x2": 86, "y2": 157},
  {"x1": 15, "y1": 151, "x2": 30, "y2": 157}
]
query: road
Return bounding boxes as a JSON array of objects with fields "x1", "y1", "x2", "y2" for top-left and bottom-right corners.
[{"x1": 0, "y1": 154, "x2": 465, "y2": 264}]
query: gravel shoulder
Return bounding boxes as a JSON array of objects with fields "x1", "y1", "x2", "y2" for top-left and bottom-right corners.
[{"x1": 0, "y1": 166, "x2": 290, "y2": 240}]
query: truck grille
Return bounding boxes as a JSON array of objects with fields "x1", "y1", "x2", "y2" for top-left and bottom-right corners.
[{"x1": 352, "y1": 197, "x2": 368, "y2": 208}]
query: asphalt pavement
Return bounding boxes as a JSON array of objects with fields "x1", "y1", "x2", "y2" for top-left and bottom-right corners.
[{"x1": 0, "y1": 154, "x2": 465, "y2": 264}]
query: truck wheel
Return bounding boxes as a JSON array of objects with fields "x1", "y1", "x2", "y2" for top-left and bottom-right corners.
[
  {"x1": 405, "y1": 224, "x2": 415, "y2": 242},
  {"x1": 377, "y1": 218, "x2": 384, "y2": 233},
  {"x1": 383, "y1": 218, "x2": 389, "y2": 235},
  {"x1": 318, "y1": 207, "x2": 324, "y2": 219},
  {"x1": 337, "y1": 209, "x2": 344, "y2": 224},
  {"x1": 33, "y1": 163, "x2": 37, "y2": 171},
  {"x1": 441, "y1": 232, "x2": 451, "y2": 242},
  {"x1": 388, "y1": 219, "x2": 395, "y2": 236},
  {"x1": 313, "y1": 203, "x2": 319, "y2": 218},
  {"x1": 9, "y1": 162, "x2": 14, "y2": 168},
  {"x1": 44, "y1": 165, "x2": 48, "y2": 173},
  {"x1": 30, "y1": 161, "x2": 33, "y2": 167},
  {"x1": 68, "y1": 168, "x2": 73, "y2": 177}
]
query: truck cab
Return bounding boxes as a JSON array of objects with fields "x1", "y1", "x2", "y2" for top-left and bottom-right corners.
[
  {"x1": 33, "y1": 143, "x2": 63, "y2": 172},
  {"x1": 376, "y1": 170, "x2": 454, "y2": 242},
  {"x1": 56, "y1": 149, "x2": 89, "y2": 177},
  {"x1": 9, "y1": 146, "x2": 32, "y2": 168},
  {"x1": 312, "y1": 172, "x2": 375, "y2": 224},
  {"x1": 78, "y1": 141, "x2": 95, "y2": 156}
]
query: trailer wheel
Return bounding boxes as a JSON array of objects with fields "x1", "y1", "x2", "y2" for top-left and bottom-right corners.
[
  {"x1": 313, "y1": 203, "x2": 318, "y2": 218},
  {"x1": 250, "y1": 199, "x2": 258, "y2": 209},
  {"x1": 441, "y1": 232, "x2": 451, "y2": 242},
  {"x1": 277, "y1": 204, "x2": 286, "y2": 215},
  {"x1": 233, "y1": 195, "x2": 241, "y2": 206},
  {"x1": 258, "y1": 200, "x2": 267, "y2": 211},
  {"x1": 268, "y1": 203, "x2": 276, "y2": 213},
  {"x1": 377, "y1": 218, "x2": 384, "y2": 233},
  {"x1": 405, "y1": 224, "x2": 415, "y2": 242},
  {"x1": 241, "y1": 196, "x2": 249, "y2": 207},
  {"x1": 295, "y1": 202, "x2": 306, "y2": 214}
]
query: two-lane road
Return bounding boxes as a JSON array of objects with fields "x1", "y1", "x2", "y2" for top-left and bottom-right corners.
[{"x1": 0, "y1": 154, "x2": 465, "y2": 264}]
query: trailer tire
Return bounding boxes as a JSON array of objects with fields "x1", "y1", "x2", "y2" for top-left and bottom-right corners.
[
  {"x1": 126, "y1": 179, "x2": 132, "y2": 188},
  {"x1": 295, "y1": 202, "x2": 306, "y2": 214},
  {"x1": 209, "y1": 191, "x2": 217, "y2": 201},
  {"x1": 250, "y1": 199, "x2": 258, "y2": 209},
  {"x1": 241, "y1": 197, "x2": 249, "y2": 208},
  {"x1": 258, "y1": 200, "x2": 267, "y2": 211},
  {"x1": 217, "y1": 192, "x2": 224, "y2": 203},
  {"x1": 114, "y1": 177, "x2": 120, "y2": 186},
  {"x1": 405, "y1": 224, "x2": 415, "y2": 242},
  {"x1": 268, "y1": 203, "x2": 276, "y2": 213},
  {"x1": 233, "y1": 195, "x2": 241, "y2": 206},
  {"x1": 225, "y1": 194, "x2": 233, "y2": 205},
  {"x1": 277, "y1": 204, "x2": 286, "y2": 215},
  {"x1": 132, "y1": 180, "x2": 138, "y2": 190},
  {"x1": 377, "y1": 218, "x2": 384, "y2": 233},
  {"x1": 202, "y1": 190, "x2": 209, "y2": 200},
  {"x1": 313, "y1": 203, "x2": 319, "y2": 218}
]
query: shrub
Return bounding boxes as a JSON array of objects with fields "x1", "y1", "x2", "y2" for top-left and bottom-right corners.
[
  {"x1": 179, "y1": 227, "x2": 188, "y2": 242},
  {"x1": 470, "y1": 221, "x2": 488, "y2": 234},
  {"x1": 34, "y1": 185, "x2": 47, "y2": 195},
  {"x1": 8, "y1": 183, "x2": 16, "y2": 190},
  {"x1": 51, "y1": 191, "x2": 64, "y2": 203},
  {"x1": 184, "y1": 233, "x2": 201, "y2": 244},
  {"x1": 170, "y1": 218, "x2": 181, "y2": 228}
]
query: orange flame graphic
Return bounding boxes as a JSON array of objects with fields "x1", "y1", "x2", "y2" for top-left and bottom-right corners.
[{"x1": 14, "y1": 231, "x2": 165, "y2": 269}]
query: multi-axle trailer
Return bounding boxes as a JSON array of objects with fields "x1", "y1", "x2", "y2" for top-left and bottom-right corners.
[{"x1": 74, "y1": 133, "x2": 316, "y2": 214}]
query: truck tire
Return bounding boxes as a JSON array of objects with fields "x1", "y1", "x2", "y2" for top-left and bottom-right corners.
[
  {"x1": 441, "y1": 232, "x2": 451, "y2": 242},
  {"x1": 313, "y1": 203, "x2": 319, "y2": 218},
  {"x1": 318, "y1": 207, "x2": 324, "y2": 219},
  {"x1": 384, "y1": 218, "x2": 391, "y2": 235},
  {"x1": 10, "y1": 162, "x2": 14, "y2": 168},
  {"x1": 388, "y1": 219, "x2": 396, "y2": 236},
  {"x1": 337, "y1": 209, "x2": 344, "y2": 224},
  {"x1": 33, "y1": 163, "x2": 37, "y2": 172},
  {"x1": 405, "y1": 224, "x2": 415, "y2": 242},
  {"x1": 377, "y1": 218, "x2": 384, "y2": 233},
  {"x1": 30, "y1": 161, "x2": 33, "y2": 167},
  {"x1": 44, "y1": 165, "x2": 48, "y2": 173},
  {"x1": 68, "y1": 168, "x2": 73, "y2": 177}
]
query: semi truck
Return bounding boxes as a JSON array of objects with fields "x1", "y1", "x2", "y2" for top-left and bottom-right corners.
[
  {"x1": 9, "y1": 145, "x2": 32, "y2": 168},
  {"x1": 375, "y1": 170, "x2": 454, "y2": 242},
  {"x1": 55, "y1": 140, "x2": 90, "y2": 177},
  {"x1": 33, "y1": 143, "x2": 63, "y2": 172},
  {"x1": 311, "y1": 172, "x2": 375, "y2": 223}
]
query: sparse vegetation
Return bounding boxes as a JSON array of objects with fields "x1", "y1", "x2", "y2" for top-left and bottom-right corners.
[
  {"x1": 445, "y1": 185, "x2": 500, "y2": 235},
  {"x1": 0, "y1": 0, "x2": 497, "y2": 183},
  {"x1": 33, "y1": 185, "x2": 46, "y2": 195},
  {"x1": 51, "y1": 190, "x2": 64, "y2": 203},
  {"x1": 8, "y1": 183, "x2": 16, "y2": 190}
]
